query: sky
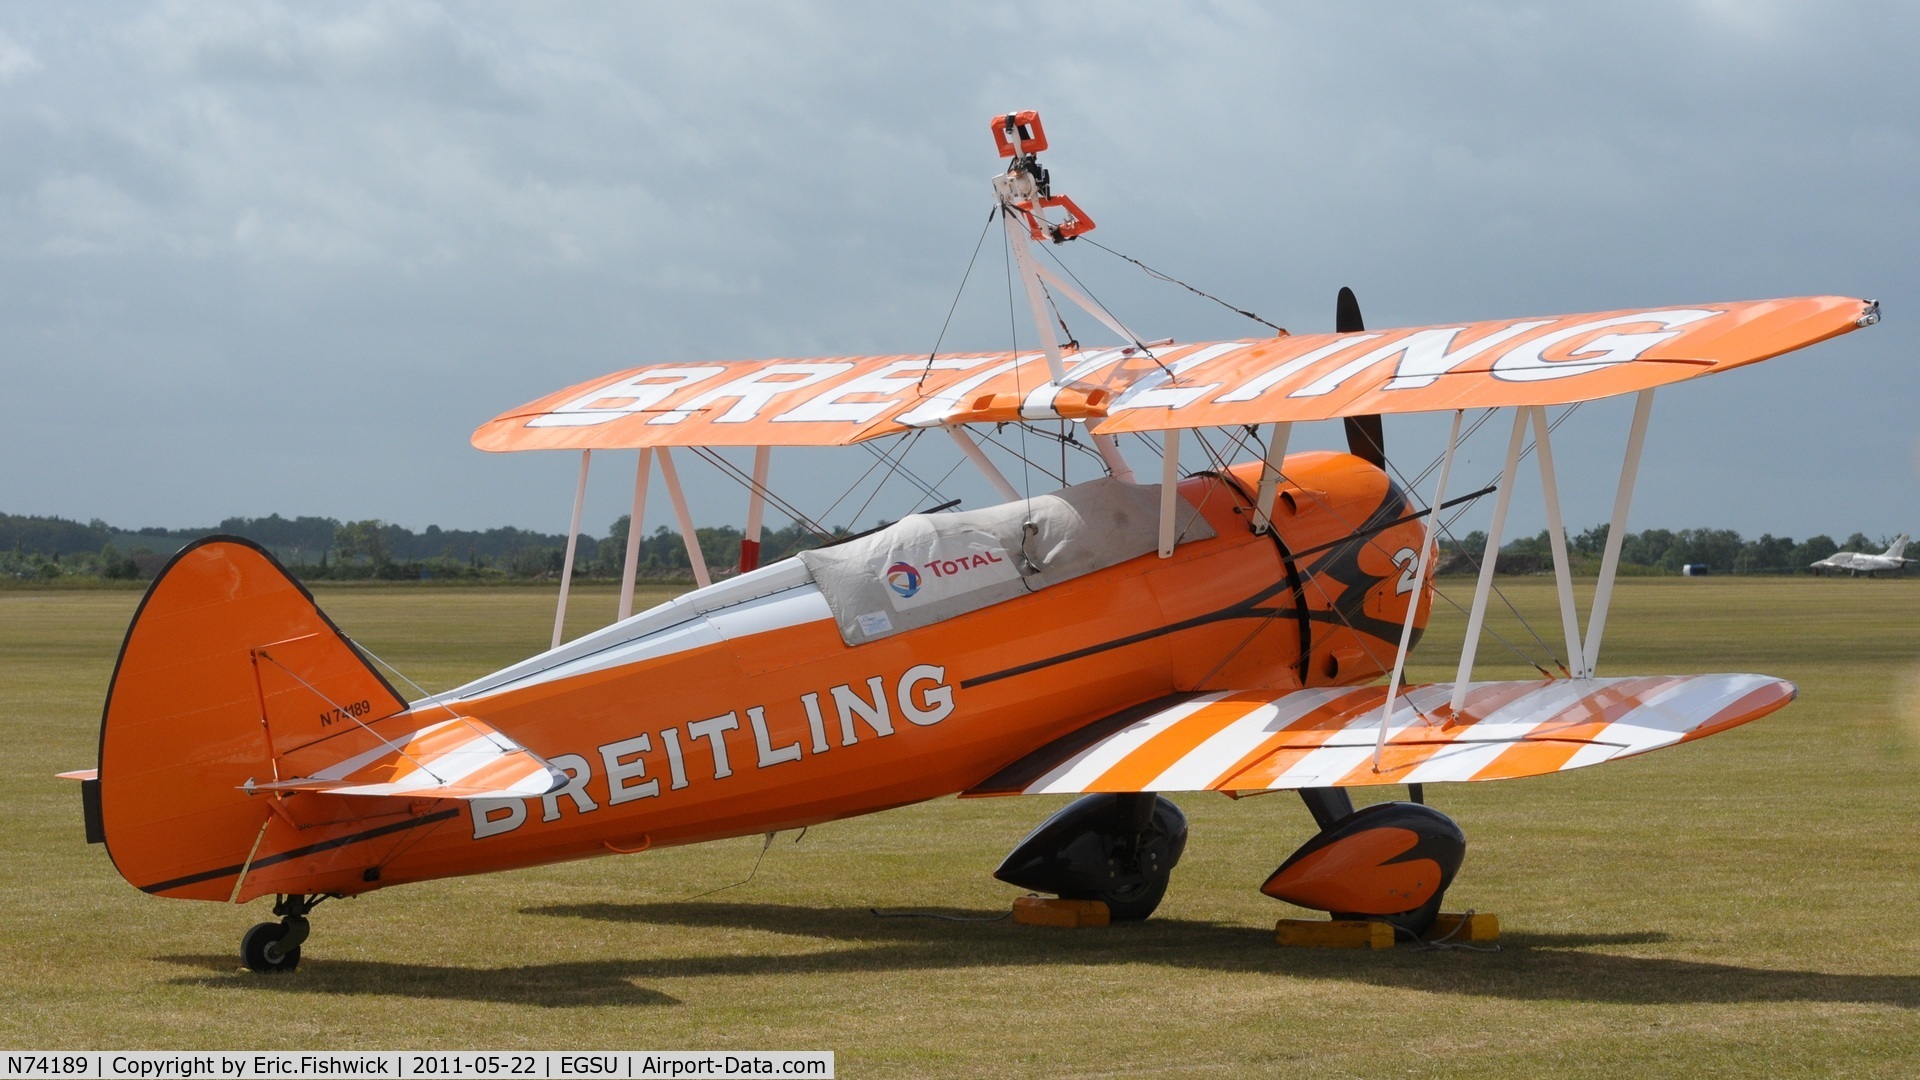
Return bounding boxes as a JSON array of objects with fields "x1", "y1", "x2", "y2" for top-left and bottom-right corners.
[{"x1": 2, "y1": 1, "x2": 1914, "y2": 544}]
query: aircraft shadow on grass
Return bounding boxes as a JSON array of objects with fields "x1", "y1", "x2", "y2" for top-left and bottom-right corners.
[{"x1": 159, "y1": 900, "x2": 1920, "y2": 1011}]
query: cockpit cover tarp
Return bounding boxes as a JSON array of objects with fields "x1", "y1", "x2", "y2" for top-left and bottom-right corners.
[{"x1": 798, "y1": 478, "x2": 1215, "y2": 646}]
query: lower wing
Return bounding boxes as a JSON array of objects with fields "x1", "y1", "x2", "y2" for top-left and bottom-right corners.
[{"x1": 966, "y1": 674, "x2": 1793, "y2": 796}]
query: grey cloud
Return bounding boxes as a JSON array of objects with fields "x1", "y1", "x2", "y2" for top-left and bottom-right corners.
[{"x1": 0, "y1": 1, "x2": 1913, "y2": 541}]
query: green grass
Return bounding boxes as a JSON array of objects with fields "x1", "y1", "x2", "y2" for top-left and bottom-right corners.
[{"x1": 4, "y1": 577, "x2": 1918, "y2": 1076}]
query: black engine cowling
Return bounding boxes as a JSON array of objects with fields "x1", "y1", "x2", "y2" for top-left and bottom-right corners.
[{"x1": 994, "y1": 793, "x2": 1188, "y2": 920}]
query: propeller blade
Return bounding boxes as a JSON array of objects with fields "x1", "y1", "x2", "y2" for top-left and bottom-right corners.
[
  {"x1": 1335, "y1": 285, "x2": 1365, "y2": 334},
  {"x1": 1336, "y1": 287, "x2": 1386, "y2": 469}
]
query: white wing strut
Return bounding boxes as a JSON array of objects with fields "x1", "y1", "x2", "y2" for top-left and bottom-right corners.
[
  {"x1": 1452, "y1": 393, "x2": 1660, "y2": 699},
  {"x1": 1453, "y1": 408, "x2": 1528, "y2": 714},
  {"x1": 1376, "y1": 408, "x2": 1462, "y2": 769},
  {"x1": 948, "y1": 425, "x2": 1021, "y2": 502},
  {"x1": 1532, "y1": 405, "x2": 1585, "y2": 675},
  {"x1": 1251, "y1": 422, "x2": 1294, "y2": 534},
  {"x1": 657, "y1": 447, "x2": 711, "y2": 589},
  {"x1": 552, "y1": 449, "x2": 591, "y2": 650},
  {"x1": 1583, "y1": 389, "x2": 1655, "y2": 676},
  {"x1": 1158, "y1": 428, "x2": 1182, "y2": 558},
  {"x1": 618, "y1": 447, "x2": 653, "y2": 621}
]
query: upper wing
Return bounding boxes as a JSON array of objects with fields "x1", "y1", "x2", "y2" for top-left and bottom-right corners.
[
  {"x1": 964, "y1": 674, "x2": 1794, "y2": 796},
  {"x1": 471, "y1": 296, "x2": 1872, "y2": 451},
  {"x1": 1091, "y1": 296, "x2": 1873, "y2": 433}
]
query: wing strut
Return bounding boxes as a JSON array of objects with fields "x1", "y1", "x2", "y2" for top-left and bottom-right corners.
[
  {"x1": 948, "y1": 425, "x2": 1021, "y2": 502},
  {"x1": 1450, "y1": 392, "x2": 1659, "y2": 701},
  {"x1": 741, "y1": 445, "x2": 771, "y2": 572},
  {"x1": 1250, "y1": 422, "x2": 1294, "y2": 533},
  {"x1": 1532, "y1": 406, "x2": 1585, "y2": 674},
  {"x1": 657, "y1": 447, "x2": 712, "y2": 589},
  {"x1": 1582, "y1": 389, "x2": 1654, "y2": 676},
  {"x1": 1374, "y1": 408, "x2": 1462, "y2": 769},
  {"x1": 1157, "y1": 428, "x2": 1182, "y2": 558},
  {"x1": 1451, "y1": 409, "x2": 1529, "y2": 712},
  {"x1": 618, "y1": 448, "x2": 653, "y2": 620},
  {"x1": 552, "y1": 449, "x2": 592, "y2": 650},
  {"x1": 991, "y1": 111, "x2": 1139, "y2": 489}
]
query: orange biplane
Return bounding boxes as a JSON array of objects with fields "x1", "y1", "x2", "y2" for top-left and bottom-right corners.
[{"x1": 64, "y1": 112, "x2": 1878, "y2": 971}]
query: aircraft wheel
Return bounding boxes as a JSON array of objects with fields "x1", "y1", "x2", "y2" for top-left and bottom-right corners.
[
  {"x1": 241, "y1": 920, "x2": 302, "y2": 973},
  {"x1": 1092, "y1": 864, "x2": 1171, "y2": 921},
  {"x1": 994, "y1": 793, "x2": 1188, "y2": 922},
  {"x1": 1263, "y1": 802, "x2": 1465, "y2": 937}
]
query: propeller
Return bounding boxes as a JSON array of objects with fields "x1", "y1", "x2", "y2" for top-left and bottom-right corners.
[
  {"x1": 1336, "y1": 285, "x2": 1416, "y2": 808},
  {"x1": 1337, "y1": 286, "x2": 1386, "y2": 469}
]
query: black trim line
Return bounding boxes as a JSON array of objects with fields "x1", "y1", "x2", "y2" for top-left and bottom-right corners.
[
  {"x1": 958, "y1": 473, "x2": 1480, "y2": 690},
  {"x1": 1205, "y1": 466, "x2": 1314, "y2": 684},
  {"x1": 960, "y1": 578, "x2": 1295, "y2": 689},
  {"x1": 1283, "y1": 484, "x2": 1495, "y2": 562},
  {"x1": 967, "y1": 693, "x2": 1199, "y2": 795},
  {"x1": 137, "y1": 808, "x2": 459, "y2": 895}
]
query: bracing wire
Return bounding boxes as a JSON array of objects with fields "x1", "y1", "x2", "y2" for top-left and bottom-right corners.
[
  {"x1": 919, "y1": 204, "x2": 999, "y2": 389},
  {"x1": 253, "y1": 651, "x2": 447, "y2": 784},
  {"x1": 846, "y1": 431, "x2": 936, "y2": 530},
  {"x1": 859, "y1": 432, "x2": 945, "y2": 502},
  {"x1": 1081, "y1": 236, "x2": 1287, "y2": 336},
  {"x1": 688, "y1": 446, "x2": 833, "y2": 540},
  {"x1": 1036, "y1": 243, "x2": 1174, "y2": 379}
]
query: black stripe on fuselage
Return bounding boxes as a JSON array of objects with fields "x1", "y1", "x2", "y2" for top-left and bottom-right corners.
[{"x1": 137, "y1": 808, "x2": 460, "y2": 895}]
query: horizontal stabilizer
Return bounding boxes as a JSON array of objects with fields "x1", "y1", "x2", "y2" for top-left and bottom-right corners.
[
  {"x1": 250, "y1": 714, "x2": 567, "y2": 800},
  {"x1": 967, "y1": 674, "x2": 1793, "y2": 796}
]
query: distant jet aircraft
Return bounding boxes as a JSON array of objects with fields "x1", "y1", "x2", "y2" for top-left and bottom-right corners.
[{"x1": 1810, "y1": 534, "x2": 1911, "y2": 576}]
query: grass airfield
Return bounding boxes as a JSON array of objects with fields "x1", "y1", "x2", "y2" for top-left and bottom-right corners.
[{"x1": 4, "y1": 576, "x2": 1918, "y2": 1076}]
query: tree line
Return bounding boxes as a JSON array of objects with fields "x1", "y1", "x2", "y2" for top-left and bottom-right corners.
[
  {"x1": 0, "y1": 510, "x2": 848, "y2": 583},
  {"x1": 1441, "y1": 525, "x2": 1887, "y2": 576},
  {"x1": 0, "y1": 508, "x2": 1903, "y2": 583}
]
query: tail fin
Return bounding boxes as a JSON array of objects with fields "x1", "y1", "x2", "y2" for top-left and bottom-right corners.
[
  {"x1": 97, "y1": 537, "x2": 408, "y2": 900},
  {"x1": 1885, "y1": 534, "x2": 1910, "y2": 559}
]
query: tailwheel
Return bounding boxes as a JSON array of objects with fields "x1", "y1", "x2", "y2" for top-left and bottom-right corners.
[
  {"x1": 994, "y1": 793, "x2": 1188, "y2": 921},
  {"x1": 240, "y1": 894, "x2": 326, "y2": 973},
  {"x1": 241, "y1": 919, "x2": 304, "y2": 973},
  {"x1": 1262, "y1": 794, "x2": 1465, "y2": 937}
]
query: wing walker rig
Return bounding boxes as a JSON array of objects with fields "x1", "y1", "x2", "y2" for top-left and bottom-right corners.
[{"x1": 65, "y1": 112, "x2": 1878, "y2": 969}]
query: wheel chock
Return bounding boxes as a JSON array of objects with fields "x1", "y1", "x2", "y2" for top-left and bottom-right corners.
[
  {"x1": 1273, "y1": 912, "x2": 1500, "y2": 948},
  {"x1": 1012, "y1": 896, "x2": 1111, "y2": 927},
  {"x1": 1427, "y1": 911, "x2": 1500, "y2": 942},
  {"x1": 1274, "y1": 918, "x2": 1395, "y2": 949}
]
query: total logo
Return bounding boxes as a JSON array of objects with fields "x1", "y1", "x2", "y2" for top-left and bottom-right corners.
[
  {"x1": 885, "y1": 561, "x2": 921, "y2": 598},
  {"x1": 883, "y1": 548, "x2": 1013, "y2": 601}
]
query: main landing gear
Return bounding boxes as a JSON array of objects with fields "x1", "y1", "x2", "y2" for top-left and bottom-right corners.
[
  {"x1": 1262, "y1": 787, "x2": 1466, "y2": 935},
  {"x1": 241, "y1": 893, "x2": 332, "y2": 973},
  {"x1": 994, "y1": 787, "x2": 1465, "y2": 932},
  {"x1": 993, "y1": 793, "x2": 1188, "y2": 920}
]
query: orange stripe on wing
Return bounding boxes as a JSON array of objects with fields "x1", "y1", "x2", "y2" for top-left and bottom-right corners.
[
  {"x1": 1335, "y1": 680, "x2": 1544, "y2": 785},
  {"x1": 380, "y1": 719, "x2": 497, "y2": 785},
  {"x1": 1089, "y1": 696, "x2": 1264, "y2": 791},
  {"x1": 430, "y1": 753, "x2": 544, "y2": 797},
  {"x1": 1675, "y1": 679, "x2": 1795, "y2": 745},
  {"x1": 1212, "y1": 687, "x2": 1391, "y2": 790},
  {"x1": 1468, "y1": 677, "x2": 1677, "y2": 781},
  {"x1": 1520, "y1": 676, "x2": 1678, "y2": 743}
]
